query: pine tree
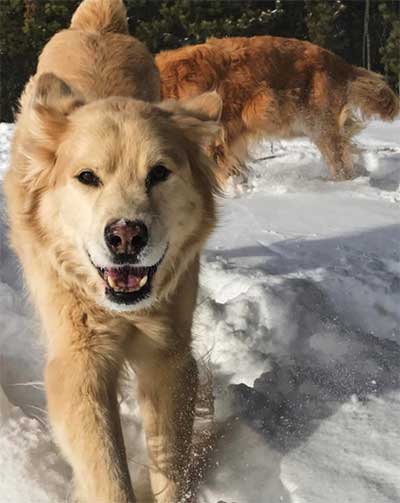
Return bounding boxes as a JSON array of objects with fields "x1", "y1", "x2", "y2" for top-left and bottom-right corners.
[
  {"x1": 379, "y1": 0, "x2": 400, "y2": 93},
  {"x1": 0, "y1": 0, "x2": 78, "y2": 121},
  {"x1": 305, "y1": 0, "x2": 345, "y2": 51},
  {"x1": 127, "y1": 0, "x2": 285, "y2": 53},
  {"x1": 363, "y1": 0, "x2": 371, "y2": 70}
]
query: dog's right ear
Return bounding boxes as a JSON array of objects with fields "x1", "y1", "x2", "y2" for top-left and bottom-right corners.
[
  {"x1": 30, "y1": 73, "x2": 85, "y2": 149},
  {"x1": 33, "y1": 73, "x2": 85, "y2": 114},
  {"x1": 20, "y1": 73, "x2": 86, "y2": 191}
]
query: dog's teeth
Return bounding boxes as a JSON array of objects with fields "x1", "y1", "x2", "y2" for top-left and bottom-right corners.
[
  {"x1": 139, "y1": 275, "x2": 148, "y2": 287},
  {"x1": 105, "y1": 271, "x2": 148, "y2": 293},
  {"x1": 107, "y1": 276, "x2": 117, "y2": 289}
]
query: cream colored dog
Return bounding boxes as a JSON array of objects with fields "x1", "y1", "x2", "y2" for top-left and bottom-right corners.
[{"x1": 4, "y1": 0, "x2": 222, "y2": 501}]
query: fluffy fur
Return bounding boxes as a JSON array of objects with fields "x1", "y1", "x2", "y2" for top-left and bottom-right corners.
[
  {"x1": 157, "y1": 36, "x2": 400, "y2": 181},
  {"x1": 4, "y1": 1, "x2": 222, "y2": 502}
]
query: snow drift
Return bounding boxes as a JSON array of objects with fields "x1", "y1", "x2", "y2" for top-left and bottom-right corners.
[{"x1": 1, "y1": 120, "x2": 400, "y2": 502}]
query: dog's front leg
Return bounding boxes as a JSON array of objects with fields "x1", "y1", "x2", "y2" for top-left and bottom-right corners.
[
  {"x1": 137, "y1": 352, "x2": 198, "y2": 503},
  {"x1": 45, "y1": 340, "x2": 135, "y2": 503}
]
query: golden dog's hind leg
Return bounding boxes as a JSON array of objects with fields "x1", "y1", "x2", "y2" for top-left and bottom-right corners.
[
  {"x1": 312, "y1": 123, "x2": 354, "y2": 180},
  {"x1": 45, "y1": 337, "x2": 134, "y2": 503},
  {"x1": 137, "y1": 352, "x2": 198, "y2": 503},
  {"x1": 317, "y1": 134, "x2": 354, "y2": 180}
]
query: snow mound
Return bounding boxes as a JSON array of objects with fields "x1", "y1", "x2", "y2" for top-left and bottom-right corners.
[{"x1": 1, "y1": 120, "x2": 400, "y2": 502}]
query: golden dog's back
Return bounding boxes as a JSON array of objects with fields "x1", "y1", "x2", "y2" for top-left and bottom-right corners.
[
  {"x1": 36, "y1": 0, "x2": 160, "y2": 103},
  {"x1": 158, "y1": 35, "x2": 356, "y2": 106}
]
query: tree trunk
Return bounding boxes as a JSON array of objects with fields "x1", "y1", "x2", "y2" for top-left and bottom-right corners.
[{"x1": 363, "y1": 0, "x2": 371, "y2": 70}]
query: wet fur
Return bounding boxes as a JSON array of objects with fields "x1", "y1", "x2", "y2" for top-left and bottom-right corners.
[
  {"x1": 4, "y1": 1, "x2": 222, "y2": 502},
  {"x1": 157, "y1": 36, "x2": 399, "y2": 181}
]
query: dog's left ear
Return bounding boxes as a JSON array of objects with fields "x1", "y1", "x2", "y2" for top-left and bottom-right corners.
[
  {"x1": 159, "y1": 91, "x2": 223, "y2": 146},
  {"x1": 180, "y1": 90, "x2": 223, "y2": 122}
]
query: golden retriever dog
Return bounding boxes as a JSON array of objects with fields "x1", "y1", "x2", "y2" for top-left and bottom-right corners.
[
  {"x1": 4, "y1": 0, "x2": 222, "y2": 501},
  {"x1": 157, "y1": 36, "x2": 399, "y2": 181}
]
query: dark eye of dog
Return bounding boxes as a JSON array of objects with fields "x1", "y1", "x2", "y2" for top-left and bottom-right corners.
[
  {"x1": 76, "y1": 170, "x2": 101, "y2": 187},
  {"x1": 146, "y1": 164, "x2": 171, "y2": 190}
]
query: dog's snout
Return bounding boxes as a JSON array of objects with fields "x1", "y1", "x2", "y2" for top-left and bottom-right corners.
[{"x1": 104, "y1": 219, "x2": 148, "y2": 256}]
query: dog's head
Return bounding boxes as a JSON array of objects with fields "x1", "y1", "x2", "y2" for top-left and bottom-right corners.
[{"x1": 19, "y1": 73, "x2": 222, "y2": 312}]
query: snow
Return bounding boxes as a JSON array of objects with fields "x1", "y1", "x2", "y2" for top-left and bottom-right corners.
[{"x1": 1, "y1": 119, "x2": 400, "y2": 502}]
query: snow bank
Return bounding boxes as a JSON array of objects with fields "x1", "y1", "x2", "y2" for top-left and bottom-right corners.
[{"x1": 1, "y1": 120, "x2": 400, "y2": 502}]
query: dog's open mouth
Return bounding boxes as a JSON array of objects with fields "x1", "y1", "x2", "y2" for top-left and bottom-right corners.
[
  {"x1": 97, "y1": 264, "x2": 157, "y2": 305},
  {"x1": 88, "y1": 246, "x2": 167, "y2": 306},
  {"x1": 89, "y1": 251, "x2": 166, "y2": 305}
]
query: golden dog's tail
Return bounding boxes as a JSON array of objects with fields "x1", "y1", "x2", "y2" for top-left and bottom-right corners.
[
  {"x1": 70, "y1": 0, "x2": 128, "y2": 34},
  {"x1": 349, "y1": 67, "x2": 399, "y2": 121}
]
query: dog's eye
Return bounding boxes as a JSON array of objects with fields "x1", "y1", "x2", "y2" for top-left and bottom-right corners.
[
  {"x1": 146, "y1": 164, "x2": 171, "y2": 190},
  {"x1": 76, "y1": 170, "x2": 101, "y2": 187}
]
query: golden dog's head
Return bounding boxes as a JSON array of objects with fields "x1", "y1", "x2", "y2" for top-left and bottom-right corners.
[{"x1": 19, "y1": 73, "x2": 222, "y2": 312}]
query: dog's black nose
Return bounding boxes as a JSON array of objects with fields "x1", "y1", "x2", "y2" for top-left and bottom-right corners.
[{"x1": 104, "y1": 219, "x2": 148, "y2": 256}]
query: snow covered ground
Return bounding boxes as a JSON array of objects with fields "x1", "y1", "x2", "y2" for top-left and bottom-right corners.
[{"x1": 1, "y1": 119, "x2": 400, "y2": 502}]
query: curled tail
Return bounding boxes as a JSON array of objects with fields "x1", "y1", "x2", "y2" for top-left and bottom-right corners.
[
  {"x1": 349, "y1": 67, "x2": 399, "y2": 121},
  {"x1": 70, "y1": 0, "x2": 128, "y2": 34}
]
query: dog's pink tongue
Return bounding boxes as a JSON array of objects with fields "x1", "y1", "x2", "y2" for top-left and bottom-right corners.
[
  {"x1": 126, "y1": 273, "x2": 141, "y2": 289},
  {"x1": 108, "y1": 269, "x2": 142, "y2": 288}
]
